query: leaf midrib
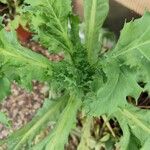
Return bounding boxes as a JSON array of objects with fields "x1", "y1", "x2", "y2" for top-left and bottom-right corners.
[
  {"x1": 46, "y1": 96, "x2": 81, "y2": 149},
  {"x1": 0, "y1": 48, "x2": 50, "y2": 69},
  {"x1": 46, "y1": 0, "x2": 73, "y2": 54},
  {"x1": 113, "y1": 40, "x2": 150, "y2": 59},
  {"x1": 87, "y1": 0, "x2": 97, "y2": 63},
  {"x1": 113, "y1": 24, "x2": 150, "y2": 59},
  {"x1": 120, "y1": 108, "x2": 150, "y2": 134},
  {"x1": 13, "y1": 99, "x2": 65, "y2": 150}
]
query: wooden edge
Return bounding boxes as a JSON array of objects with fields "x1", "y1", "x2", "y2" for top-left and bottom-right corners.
[{"x1": 113, "y1": 0, "x2": 150, "y2": 15}]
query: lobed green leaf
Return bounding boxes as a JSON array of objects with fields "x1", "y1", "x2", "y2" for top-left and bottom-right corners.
[
  {"x1": 32, "y1": 93, "x2": 81, "y2": 150},
  {"x1": 116, "y1": 105, "x2": 150, "y2": 150},
  {"x1": 84, "y1": 0, "x2": 109, "y2": 64},
  {"x1": 24, "y1": 0, "x2": 73, "y2": 56},
  {"x1": 0, "y1": 29, "x2": 52, "y2": 91},
  {"x1": 111, "y1": 12, "x2": 150, "y2": 86},
  {"x1": 84, "y1": 60, "x2": 142, "y2": 116},
  {"x1": 1, "y1": 94, "x2": 69, "y2": 150}
]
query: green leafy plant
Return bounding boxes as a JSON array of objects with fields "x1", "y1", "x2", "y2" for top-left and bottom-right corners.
[{"x1": 0, "y1": 0, "x2": 150, "y2": 149}]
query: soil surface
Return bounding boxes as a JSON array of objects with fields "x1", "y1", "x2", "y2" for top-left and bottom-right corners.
[{"x1": 0, "y1": 81, "x2": 48, "y2": 139}]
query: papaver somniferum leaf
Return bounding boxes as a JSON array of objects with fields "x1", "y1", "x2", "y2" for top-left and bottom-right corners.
[{"x1": 0, "y1": 0, "x2": 150, "y2": 149}]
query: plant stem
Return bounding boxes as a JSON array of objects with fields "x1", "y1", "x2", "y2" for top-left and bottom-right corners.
[{"x1": 102, "y1": 115, "x2": 116, "y2": 137}]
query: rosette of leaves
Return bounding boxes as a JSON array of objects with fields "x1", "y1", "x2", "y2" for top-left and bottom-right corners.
[{"x1": 0, "y1": 0, "x2": 150, "y2": 150}]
